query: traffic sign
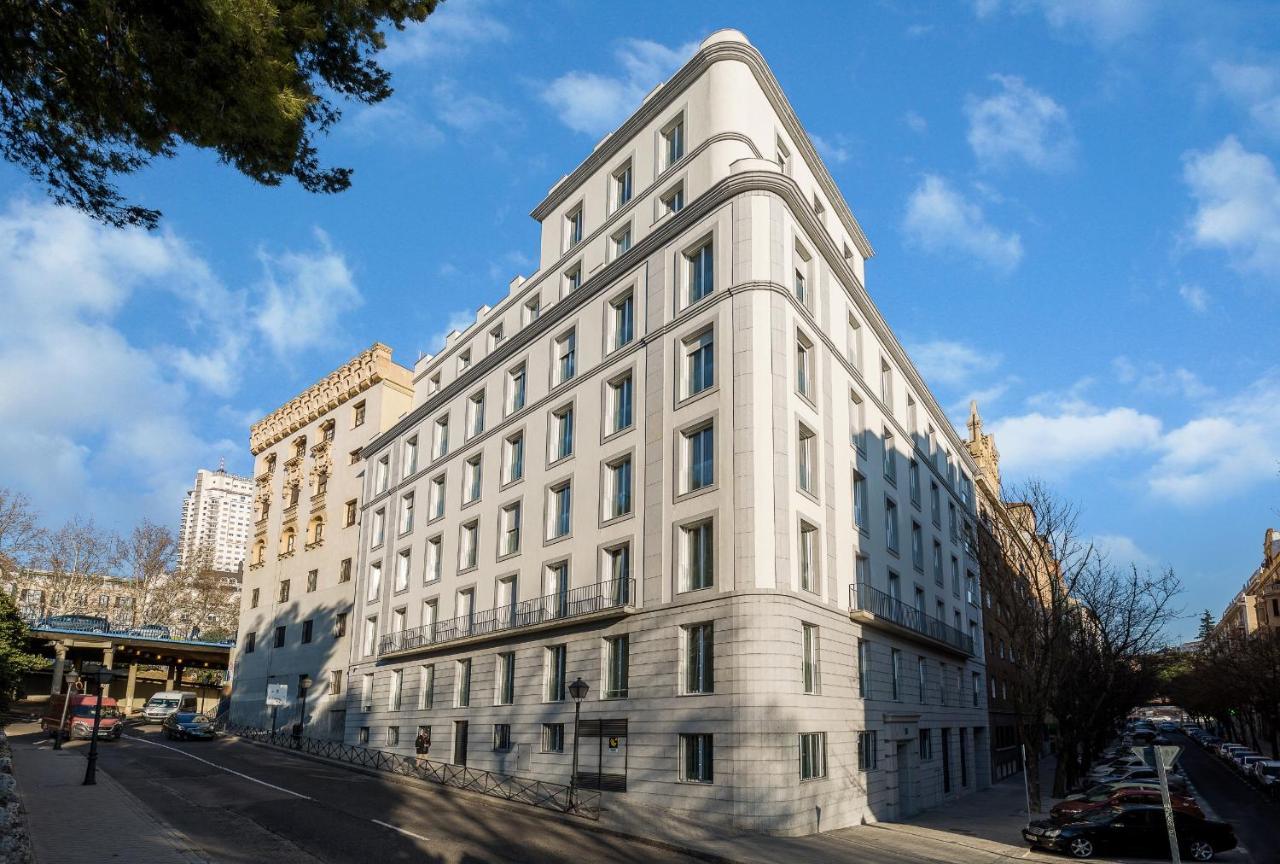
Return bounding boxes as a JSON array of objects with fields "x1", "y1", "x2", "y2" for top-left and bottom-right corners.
[
  {"x1": 1132, "y1": 744, "x2": 1181, "y2": 769},
  {"x1": 265, "y1": 683, "x2": 289, "y2": 707}
]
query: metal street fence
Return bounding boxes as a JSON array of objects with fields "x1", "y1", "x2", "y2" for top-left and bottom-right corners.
[{"x1": 225, "y1": 724, "x2": 600, "y2": 818}]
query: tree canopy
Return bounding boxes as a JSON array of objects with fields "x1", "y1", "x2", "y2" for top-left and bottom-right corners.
[{"x1": 0, "y1": 0, "x2": 439, "y2": 229}]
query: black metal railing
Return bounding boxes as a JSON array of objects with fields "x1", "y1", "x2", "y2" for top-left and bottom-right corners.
[
  {"x1": 851, "y1": 582, "x2": 974, "y2": 655},
  {"x1": 19, "y1": 609, "x2": 235, "y2": 645},
  {"x1": 225, "y1": 724, "x2": 599, "y2": 818},
  {"x1": 379, "y1": 578, "x2": 635, "y2": 656}
]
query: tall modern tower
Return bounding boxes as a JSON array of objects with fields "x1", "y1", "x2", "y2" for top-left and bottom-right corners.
[{"x1": 179, "y1": 463, "x2": 254, "y2": 573}]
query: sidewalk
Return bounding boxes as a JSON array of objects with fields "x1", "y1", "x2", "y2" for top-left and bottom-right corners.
[{"x1": 6, "y1": 722, "x2": 207, "y2": 864}]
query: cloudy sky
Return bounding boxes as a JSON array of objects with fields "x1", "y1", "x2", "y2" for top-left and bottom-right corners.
[{"x1": 1, "y1": 0, "x2": 1277, "y2": 640}]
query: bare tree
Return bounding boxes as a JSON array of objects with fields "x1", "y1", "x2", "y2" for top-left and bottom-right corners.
[
  {"x1": 171, "y1": 543, "x2": 239, "y2": 639},
  {"x1": 115, "y1": 520, "x2": 181, "y2": 628},
  {"x1": 35, "y1": 517, "x2": 118, "y2": 618},
  {"x1": 0, "y1": 487, "x2": 44, "y2": 574}
]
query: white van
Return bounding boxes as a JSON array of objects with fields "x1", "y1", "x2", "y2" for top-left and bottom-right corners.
[{"x1": 142, "y1": 691, "x2": 198, "y2": 723}]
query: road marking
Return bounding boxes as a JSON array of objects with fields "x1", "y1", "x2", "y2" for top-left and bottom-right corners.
[
  {"x1": 370, "y1": 819, "x2": 431, "y2": 843},
  {"x1": 125, "y1": 734, "x2": 313, "y2": 800}
]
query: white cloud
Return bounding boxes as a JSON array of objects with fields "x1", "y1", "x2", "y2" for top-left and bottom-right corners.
[
  {"x1": 1211, "y1": 61, "x2": 1280, "y2": 140},
  {"x1": 342, "y1": 101, "x2": 443, "y2": 149},
  {"x1": 988, "y1": 402, "x2": 1162, "y2": 476},
  {"x1": 1092, "y1": 534, "x2": 1157, "y2": 568},
  {"x1": 903, "y1": 175, "x2": 1024, "y2": 272},
  {"x1": 382, "y1": 0, "x2": 511, "y2": 66},
  {"x1": 903, "y1": 111, "x2": 928, "y2": 134},
  {"x1": 908, "y1": 340, "x2": 1002, "y2": 389},
  {"x1": 1178, "y1": 283, "x2": 1209, "y2": 313},
  {"x1": 432, "y1": 80, "x2": 515, "y2": 132},
  {"x1": 254, "y1": 230, "x2": 363, "y2": 356},
  {"x1": 975, "y1": 0, "x2": 1155, "y2": 43},
  {"x1": 1112, "y1": 357, "x2": 1211, "y2": 400},
  {"x1": 1182, "y1": 136, "x2": 1280, "y2": 277},
  {"x1": 542, "y1": 38, "x2": 698, "y2": 136},
  {"x1": 812, "y1": 134, "x2": 852, "y2": 165},
  {"x1": 966, "y1": 75, "x2": 1074, "y2": 172}
]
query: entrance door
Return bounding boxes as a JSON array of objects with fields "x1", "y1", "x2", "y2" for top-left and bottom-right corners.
[
  {"x1": 453, "y1": 720, "x2": 468, "y2": 766},
  {"x1": 941, "y1": 727, "x2": 952, "y2": 793},
  {"x1": 895, "y1": 740, "x2": 915, "y2": 818},
  {"x1": 576, "y1": 718, "x2": 627, "y2": 791}
]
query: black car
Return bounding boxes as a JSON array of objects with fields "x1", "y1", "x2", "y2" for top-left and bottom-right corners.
[
  {"x1": 1024, "y1": 805, "x2": 1236, "y2": 861},
  {"x1": 161, "y1": 711, "x2": 218, "y2": 740}
]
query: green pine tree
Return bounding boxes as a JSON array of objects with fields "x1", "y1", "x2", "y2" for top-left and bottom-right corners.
[
  {"x1": 1196, "y1": 609, "x2": 1216, "y2": 641},
  {"x1": 0, "y1": 592, "x2": 43, "y2": 709}
]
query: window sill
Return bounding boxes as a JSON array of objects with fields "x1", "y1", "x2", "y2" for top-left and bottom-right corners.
[
  {"x1": 543, "y1": 533, "x2": 573, "y2": 548},
  {"x1": 675, "y1": 385, "x2": 718, "y2": 412},
  {"x1": 674, "y1": 483, "x2": 717, "y2": 505},
  {"x1": 461, "y1": 498, "x2": 482, "y2": 511},
  {"x1": 602, "y1": 425, "x2": 634, "y2": 446},
  {"x1": 547, "y1": 454, "x2": 575, "y2": 470},
  {"x1": 600, "y1": 511, "x2": 634, "y2": 529},
  {"x1": 499, "y1": 476, "x2": 525, "y2": 492},
  {"x1": 496, "y1": 549, "x2": 521, "y2": 564}
]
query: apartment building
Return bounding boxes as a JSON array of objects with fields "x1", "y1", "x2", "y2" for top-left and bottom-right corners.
[
  {"x1": 178, "y1": 464, "x2": 253, "y2": 572},
  {"x1": 1213, "y1": 528, "x2": 1280, "y2": 639},
  {"x1": 343, "y1": 30, "x2": 989, "y2": 835},
  {"x1": 230, "y1": 344, "x2": 413, "y2": 737}
]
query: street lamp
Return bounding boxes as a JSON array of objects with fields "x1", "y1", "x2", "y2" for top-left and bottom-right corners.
[
  {"x1": 52, "y1": 669, "x2": 80, "y2": 750},
  {"x1": 83, "y1": 665, "x2": 115, "y2": 786},
  {"x1": 568, "y1": 677, "x2": 589, "y2": 809},
  {"x1": 294, "y1": 675, "x2": 313, "y2": 746}
]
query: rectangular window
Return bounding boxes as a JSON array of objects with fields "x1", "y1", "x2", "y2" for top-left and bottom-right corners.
[
  {"x1": 395, "y1": 549, "x2": 411, "y2": 592},
  {"x1": 663, "y1": 116, "x2": 684, "y2": 167},
  {"x1": 466, "y1": 391, "x2": 485, "y2": 439},
  {"x1": 680, "y1": 733, "x2": 713, "y2": 783},
  {"x1": 605, "y1": 543, "x2": 631, "y2": 603},
  {"x1": 496, "y1": 652, "x2": 515, "y2": 705},
  {"x1": 566, "y1": 205, "x2": 583, "y2": 248},
  {"x1": 686, "y1": 240, "x2": 713, "y2": 305},
  {"x1": 858, "y1": 730, "x2": 878, "y2": 771},
  {"x1": 250, "y1": 587, "x2": 260, "y2": 608},
  {"x1": 684, "y1": 622, "x2": 714, "y2": 694},
  {"x1": 919, "y1": 729, "x2": 932, "y2": 760},
  {"x1": 334, "y1": 612, "x2": 347, "y2": 638},
  {"x1": 799, "y1": 732, "x2": 827, "y2": 780},
  {"x1": 607, "y1": 456, "x2": 633, "y2": 519},
  {"x1": 795, "y1": 335, "x2": 814, "y2": 398},
  {"x1": 459, "y1": 521, "x2": 479, "y2": 570},
  {"x1": 682, "y1": 519, "x2": 713, "y2": 591},
  {"x1": 883, "y1": 428, "x2": 897, "y2": 483},
  {"x1": 880, "y1": 359, "x2": 893, "y2": 413},
  {"x1": 502, "y1": 432, "x2": 525, "y2": 485},
  {"x1": 506, "y1": 363, "x2": 527, "y2": 415},
  {"x1": 613, "y1": 160, "x2": 633, "y2": 210},
  {"x1": 776, "y1": 136, "x2": 791, "y2": 174},
  {"x1": 952, "y1": 556, "x2": 961, "y2": 597},
  {"x1": 612, "y1": 224, "x2": 632, "y2": 259},
  {"x1": 399, "y1": 492, "x2": 414, "y2": 535},
  {"x1": 684, "y1": 424, "x2": 714, "y2": 492},
  {"x1": 371, "y1": 509, "x2": 385, "y2": 548},
  {"x1": 563, "y1": 263, "x2": 582, "y2": 296},
  {"x1": 853, "y1": 472, "x2": 868, "y2": 531},
  {"x1": 933, "y1": 541, "x2": 944, "y2": 586},
  {"x1": 425, "y1": 537, "x2": 442, "y2": 583},
  {"x1": 802, "y1": 623, "x2": 820, "y2": 694},
  {"x1": 610, "y1": 292, "x2": 634, "y2": 350},
  {"x1": 661, "y1": 183, "x2": 685, "y2": 215},
  {"x1": 464, "y1": 455, "x2": 483, "y2": 504},
  {"x1": 931, "y1": 482, "x2": 941, "y2": 526},
  {"x1": 489, "y1": 323, "x2": 504, "y2": 350},
  {"x1": 545, "y1": 562, "x2": 569, "y2": 618},
  {"x1": 891, "y1": 648, "x2": 902, "y2": 700},
  {"x1": 909, "y1": 459, "x2": 921, "y2": 507},
  {"x1": 429, "y1": 475, "x2": 446, "y2": 520},
  {"x1": 799, "y1": 523, "x2": 818, "y2": 593},
  {"x1": 543, "y1": 723, "x2": 565, "y2": 753},
  {"x1": 361, "y1": 673, "x2": 373, "y2": 711},
  {"x1": 885, "y1": 499, "x2": 899, "y2": 553},
  {"x1": 493, "y1": 723, "x2": 511, "y2": 751},
  {"x1": 605, "y1": 635, "x2": 629, "y2": 698},
  {"x1": 418, "y1": 664, "x2": 434, "y2": 710},
  {"x1": 458, "y1": 349, "x2": 471, "y2": 374},
  {"x1": 684, "y1": 329, "x2": 714, "y2": 397},
  {"x1": 344, "y1": 499, "x2": 357, "y2": 527},
  {"x1": 500, "y1": 502, "x2": 521, "y2": 555},
  {"x1": 455, "y1": 658, "x2": 471, "y2": 707},
  {"x1": 245, "y1": 631, "x2": 258, "y2": 653},
  {"x1": 850, "y1": 391, "x2": 866, "y2": 452},
  {"x1": 523, "y1": 295, "x2": 541, "y2": 326},
  {"x1": 911, "y1": 522, "x2": 924, "y2": 571},
  {"x1": 331, "y1": 669, "x2": 343, "y2": 696},
  {"x1": 856, "y1": 638, "x2": 869, "y2": 698},
  {"x1": 389, "y1": 668, "x2": 402, "y2": 710},
  {"x1": 279, "y1": 579, "x2": 291, "y2": 603},
  {"x1": 847, "y1": 314, "x2": 862, "y2": 371},
  {"x1": 367, "y1": 561, "x2": 382, "y2": 603},
  {"x1": 918, "y1": 656, "x2": 927, "y2": 701},
  {"x1": 549, "y1": 482, "x2": 572, "y2": 539},
  {"x1": 608, "y1": 373, "x2": 634, "y2": 434},
  {"x1": 339, "y1": 558, "x2": 352, "y2": 583},
  {"x1": 797, "y1": 425, "x2": 816, "y2": 493},
  {"x1": 363, "y1": 615, "x2": 377, "y2": 656},
  {"x1": 433, "y1": 416, "x2": 450, "y2": 460},
  {"x1": 545, "y1": 645, "x2": 567, "y2": 702},
  {"x1": 375, "y1": 456, "x2": 389, "y2": 494},
  {"x1": 552, "y1": 405, "x2": 574, "y2": 461},
  {"x1": 353, "y1": 401, "x2": 366, "y2": 428},
  {"x1": 403, "y1": 438, "x2": 418, "y2": 478},
  {"x1": 555, "y1": 329, "x2": 577, "y2": 385}
]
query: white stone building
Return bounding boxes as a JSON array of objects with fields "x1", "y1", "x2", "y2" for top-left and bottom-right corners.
[
  {"x1": 179, "y1": 464, "x2": 254, "y2": 573},
  {"x1": 345, "y1": 30, "x2": 990, "y2": 835}
]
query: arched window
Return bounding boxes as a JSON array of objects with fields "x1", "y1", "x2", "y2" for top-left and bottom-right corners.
[
  {"x1": 308, "y1": 516, "x2": 325, "y2": 544},
  {"x1": 253, "y1": 540, "x2": 266, "y2": 565},
  {"x1": 281, "y1": 528, "x2": 296, "y2": 555}
]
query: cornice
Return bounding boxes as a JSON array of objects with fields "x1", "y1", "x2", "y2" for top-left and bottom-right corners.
[
  {"x1": 249, "y1": 343, "x2": 412, "y2": 456},
  {"x1": 530, "y1": 38, "x2": 874, "y2": 261}
]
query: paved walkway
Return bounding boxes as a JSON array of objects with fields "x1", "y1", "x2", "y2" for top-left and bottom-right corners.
[{"x1": 8, "y1": 722, "x2": 207, "y2": 864}]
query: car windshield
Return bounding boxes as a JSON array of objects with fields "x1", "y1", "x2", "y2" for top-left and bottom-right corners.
[
  {"x1": 1262, "y1": 765, "x2": 1280, "y2": 777},
  {"x1": 149, "y1": 698, "x2": 179, "y2": 707},
  {"x1": 1084, "y1": 808, "x2": 1120, "y2": 824},
  {"x1": 174, "y1": 713, "x2": 209, "y2": 724},
  {"x1": 71, "y1": 705, "x2": 120, "y2": 718}
]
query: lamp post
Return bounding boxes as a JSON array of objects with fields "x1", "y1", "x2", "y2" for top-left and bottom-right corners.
[
  {"x1": 567, "y1": 677, "x2": 589, "y2": 810},
  {"x1": 52, "y1": 669, "x2": 80, "y2": 750},
  {"x1": 83, "y1": 665, "x2": 115, "y2": 786},
  {"x1": 293, "y1": 675, "x2": 312, "y2": 747}
]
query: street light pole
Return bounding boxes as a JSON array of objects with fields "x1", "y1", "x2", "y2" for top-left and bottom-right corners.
[
  {"x1": 567, "y1": 677, "x2": 589, "y2": 811},
  {"x1": 83, "y1": 666, "x2": 115, "y2": 786},
  {"x1": 53, "y1": 669, "x2": 80, "y2": 751}
]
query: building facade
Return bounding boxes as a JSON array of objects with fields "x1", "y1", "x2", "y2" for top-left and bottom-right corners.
[
  {"x1": 342, "y1": 31, "x2": 989, "y2": 836},
  {"x1": 230, "y1": 344, "x2": 413, "y2": 736},
  {"x1": 179, "y1": 464, "x2": 254, "y2": 572},
  {"x1": 1212, "y1": 528, "x2": 1280, "y2": 640}
]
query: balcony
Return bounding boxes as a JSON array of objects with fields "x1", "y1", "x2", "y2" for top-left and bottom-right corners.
[
  {"x1": 850, "y1": 582, "x2": 974, "y2": 657},
  {"x1": 378, "y1": 578, "x2": 636, "y2": 658}
]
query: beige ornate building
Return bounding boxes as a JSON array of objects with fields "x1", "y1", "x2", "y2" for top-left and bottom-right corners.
[
  {"x1": 342, "y1": 30, "x2": 989, "y2": 836},
  {"x1": 230, "y1": 344, "x2": 413, "y2": 736},
  {"x1": 1213, "y1": 528, "x2": 1280, "y2": 639}
]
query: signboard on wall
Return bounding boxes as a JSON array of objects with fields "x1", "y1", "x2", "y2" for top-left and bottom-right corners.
[{"x1": 265, "y1": 683, "x2": 289, "y2": 707}]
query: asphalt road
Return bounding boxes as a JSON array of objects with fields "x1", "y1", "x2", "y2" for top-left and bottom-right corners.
[
  {"x1": 1175, "y1": 733, "x2": 1279, "y2": 864},
  {"x1": 69, "y1": 723, "x2": 701, "y2": 864}
]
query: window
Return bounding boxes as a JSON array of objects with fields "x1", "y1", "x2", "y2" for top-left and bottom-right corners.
[
  {"x1": 549, "y1": 482, "x2": 572, "y2": 539},
  {"x1": 344, "y1": 499, "x2": 357, "y2": 527},
  {"x1": 919, "y1": 729, "x2": 933, "y2": 760},
  {"x1": 853, "y1": 472, "x2": 868, "y2": 531},
  {"x1": 489, "y1": 324, "x2": 505, "y2": 350},
  {"x1": 504, "y1": 431, "x2": 525, "y2": 483},
  {"x1": 433, "y1": 416, "x2": 450, "y2": 460},
  {"x1": 371, "y1": 508, "x2": 385, "y2": 548},
  {"x1": 605, "y1": 635, "x2": 629, "y2": 698},
  {"x1": 545, "y1": 645, "x2": 567, "y2": 701},
  {"x1": 799, "y1": 732, "x2": 826, "y2": 780},
  {"x1": 612, "y1": 224, "x2": 633, "y2": 259},
  {"x1": 966, "y1": 571, "x2": 978, "y2": 606},
  {"x1": 857, "y1": 638, "x2": 868, "y2": 697},
  {"x1": 885, "y1": 498, "x2": 899, "y2": 553},
  {"x1": 358, "y1": 726, "x2": 370, "y2": 745},
  {"x1": 500, "y1": 502, "x2": 521, "y2": 555},
  {"x1": 334, "y1": 612, "x2": 347, "y2": 638},
  {"x1": 891, "y1": 648, "x2": 902, "y2": 700},
  {"x1": 857, "y1": 730, "x2": 878, "y2": 771},
  {"x1": 399, "y1": 492, "x2": 414, "y2": 535},
  {"x1": 685, "y1": 240, "x2": 713, "y2": 305},
  {"x1": 850, "y1": 391, "x2": 866, "y2": 452},
  {"x1": 951, "y1": 556, "x2": 961, "y2": 597},
  {"x1": 918, "y1": 656, "x2": 927, "y2": 701},
  {"x1": 363, "y1": 615, "x2": 377, "y2": 656},
  {"x1": 799, "y1": 523, "x2": 819, "y2": 593},
  {"x1": 909, "y1": 459, "x2": 921, "y2": 507},
  {"x1": 250, "y1": 587, "x2": 260, "y2": 608},
  {"x1": 605, "y1": 543, "x2": 631, "y2": 603},
  {"x1": 331, "y1": 670, "x2": 343, "y2": 696},
  {"x1": 795, "y1": 334, "x2": 814, "y2": 398},
  {"x1": 609, "y1": 291, "x2": 634, "y2": 350},
  {"x1": 683, "y1": 622, "x2": 714, "y2": 694},
  {"x1": 949, "y1": 503, "x2": 958, "y2": 541},
  {"x1": 395, "y1": 549, "x2": 411, "y2": 592},
  {"x1": 793, "y1": 243, "x2": 812, "y2": 308},
  {"x1": 847, "y1": 314, "x2": 862, "y2": 371},
  {"x1": 565, "y1": 205, "x2": 583, "y2": 249},
  {"x1": 429, "y1": 475, "x2": 446, "y2": 520},
  {"x1": 390, "y1": 669, "x2": 403, "y2": 710},
  {"x1": 802, "y1": 623, "x2": 820, "y2": 693},
  {"x1": 422, "y1": 599, "x2": 437, "y2": 636},
  {"x1": 606, "y1": 455, "x2": 633, "y2": 519},
  {"x1": 680, "y1": 734, "x2": 713, "y2": 783},
  {"x1": 492, "y1": 723, "x2": 511, "y2": 751},
  {"x1": 883, "y1": 428, "x2": 897, "y2": 483},
  {"x1": 385, "y1": 726, "x2": 399, "y2": 747},
  {"x1": 374, "y1": 455, "x2": 389, "y2": 494},
  {"x1": 336, "y1": 558, "x2": 351, "y2": 584},
  {"x1": 555, "y1": 329, "x2": 577, "y2": 385},
  {"x1": 418, "y1": 665, "x2": 434, "y2": 709},
  {"x1": 464, "y1": 455, "x2": 483, "y2": 504},
  {"x1": 279, "y1": 579, "x2": 291, "y2": 603},
  {"x1": 776, "y1": 136, "x2": 791, "y2": 174},
  {"x1": 403, "y1": 438, "x2": 418, "y2": 478},
  {"x1": 662, "y1": 115, "x2": 684, "y2": 167},
  {"x1": 563, "y1": 263, "x2": 582, "y2": 296},
  {"x1": 367, "y1": 561, "x2": 382, "y2": 602},
  {"x1": 683, "y1": 329, "x2": 714, "y2": 398},
  {"x1": 245, "y1": 632, "x2": 256, "y2": 653},
  {"x1": 459, "y1": 521, "x2": 479, "y2": 570},
  {"x1": 361, "y1": 673, "x2": 374, "y2": 711},
  {"x1": 613, "y1": 160, "x2": 633, "y2": 210},
  {"x1": 545, "y1": 562, "x2": 569, "y2": 618},
  {"x1": 931, "y1": 482, "x2": 941, "y2": 526},
  {"x1": 681, "y1": 519, "x2": 713, "y2": 591},
  {"x1": 661, "y1": 182, "x2": 685, "y2": 215},
  {"x1": 880, "y1": 359, "x2": 893, "y2": 413},
  {"x1": 683, "y1": 423, "x2": 714, "y2": 492},
  {"x1": 543, "y1": 723, "x2": 565, "y2": 753},
  {"x1": 428, "y1": 372, "x2": 441, "y2": 395},
  {"x1": 797, "y1": 425, "x2": 816, "y2": 493},
  {"x1": 888, "y1": 570, "x2": 901, "y2": 602},
  {"x1": 506, "y1": 363, "x2": 527, "y2": 415},
  {"x1": 425, "y1": 537, "x2": 442, "y2": 582},
  {"x1": 972, "y1": 672, "x2": 981, "y2": 707},
  {"x1": 466, "y1": 391, "x2": 485, "y2": 439},
  {"x1": 911, "y1": 522, "x2": 924, "y2": 571},
  {"x1": 607, "y1": 372, "x2": 634, "y2": 434},
  {"x1": 353, "y1": 401, "x2": 366, "y2": 428},
  {"x1": 458, "y1": 349, "x2": 472, "y2": 374},
  {"x1": 906, "y1": 394, "x2": 919, "y2": 436},
  {"x1": 933, "y1": 541, "x2": 944, "y2": 586},
  {"x1": 496, "y1": 652, "x2": 515, "y2": 705},
  {"x1": 455, "y1": 658, "x2": 471, "y2": 707}
]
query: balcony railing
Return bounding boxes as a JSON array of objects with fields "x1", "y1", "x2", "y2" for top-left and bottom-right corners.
[
  {"x1": 850, "y1": 582, "x2": 974, "y2": 656},
  {"x1": 379, "y1": 578, "x2": 635, "y2": 656}
]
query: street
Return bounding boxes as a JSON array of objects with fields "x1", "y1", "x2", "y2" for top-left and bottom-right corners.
[
  {"x1": 17, "y1": 721, "x2": 701, "y2": 864},
  {"x1": 1174, "y1": 732, "x2": 1280, "y2": 864}
]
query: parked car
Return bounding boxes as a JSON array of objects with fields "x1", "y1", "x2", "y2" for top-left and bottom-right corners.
[
  {"x1": 1129, "y1": 729, "x2": 1157, "y2": 745},
  {"x1": 1234, "y1": 753, "x2": 1266, "y2": 774},
  {"x1": 1050, "y1": 787, "x2": 1202, "y2": 822},
  {"x1": 1218, "y1": 743, "x2": 1251, "y2": 761},
  {"x1": 40, "y1": 694, "x2": 124, "y2": 740},
  {"x1": 1158, "y1": 722, "x2": 1180, "y2": 732},
  {"x1": 1092, "y1": 768, "x2": 1189, "y2": 793},
  {"x1": 1070, "y1": 780, "x2": 1190, "y2": 801},
  {"x1": 142, "y1": 691, "x2": 198, "y2": 723},
  {"x1": 129, "y1": 623, "x2": 171, "y2": 639},
  {"x1": 1089, "y1": 756, "x2": 1146, "y2": 779},
  {"x1": 1252, "y1": 759, "x2": 1280, "y2": 790},
  {"x1": 1199, "y1": 735, "x2": 1222, "y2": 749},
  {"x1": 1024, "y1": 805, "x2": 1236, "y2": 860},
  {"x1": 161, "y1": 711, "x2": 218, "y2": 740},
  {"x1": 36, "y1": 614, "x2": 110, "y2": 633}
]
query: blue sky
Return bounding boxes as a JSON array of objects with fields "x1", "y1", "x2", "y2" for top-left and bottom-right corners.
[{"x1": 1, "y1": 0, "x2": 1277, "y2": 640}]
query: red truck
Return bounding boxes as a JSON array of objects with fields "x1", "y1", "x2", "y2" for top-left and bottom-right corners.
[{"x1": 41, "y1": 694, "x2": 124, "y2": 740}]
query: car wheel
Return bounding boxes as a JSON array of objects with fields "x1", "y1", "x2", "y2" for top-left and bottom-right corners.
[
  {"x1": 1068, "y1": 838, "x2": 1096, "y2": 859},
  {"x1": 1187, "y1": 840, "x2": 1215, "y2": 862}
]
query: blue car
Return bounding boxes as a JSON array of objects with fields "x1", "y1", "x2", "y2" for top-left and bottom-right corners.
[{"x1": 162, "y1": 712, "x2": 218, "y2": 740}]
